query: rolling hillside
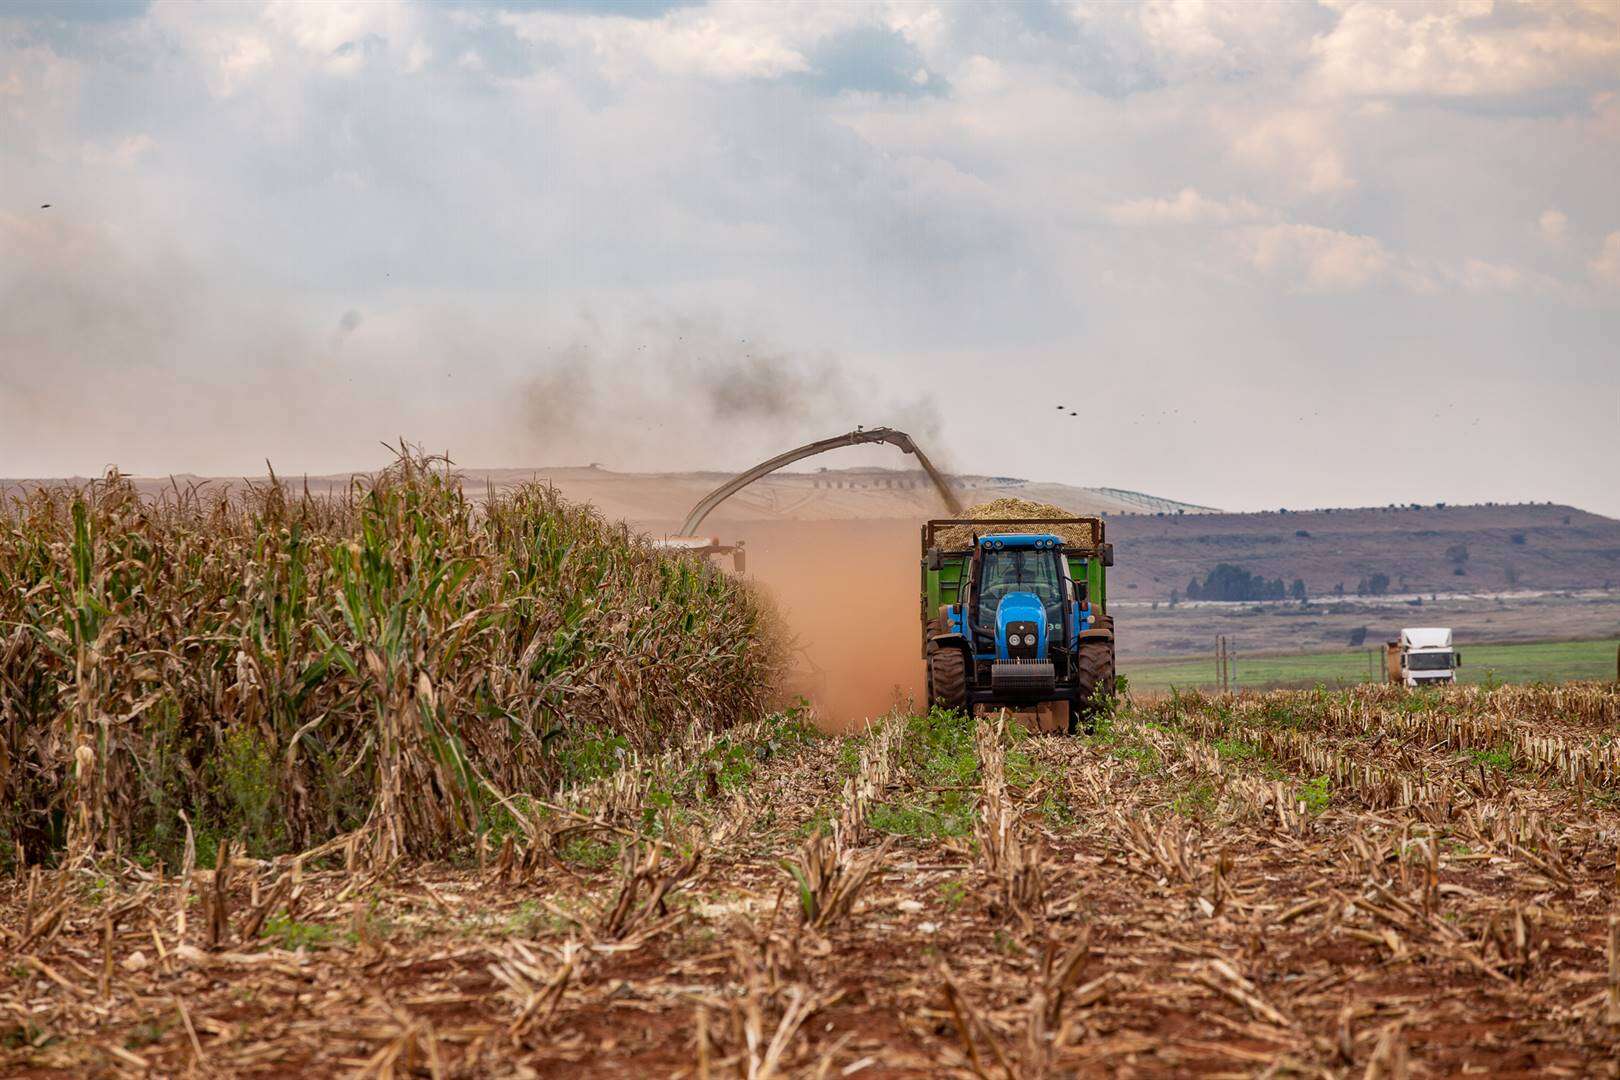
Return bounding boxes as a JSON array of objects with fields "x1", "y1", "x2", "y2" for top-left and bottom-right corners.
[{"x1": 1105, "y1": 502, "x2": 1620, "y2": 602}]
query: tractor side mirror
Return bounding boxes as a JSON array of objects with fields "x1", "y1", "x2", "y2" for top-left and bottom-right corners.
[
  {"x1": 925, "y1": 548, "x2": 942, "y2": 571},
  {"x1": 1100, "y1": 543, "x2": 1114, "y2": 567},
  {"x1": 732, "y1": 545, "x2": 747, "y2": 574},
  {"x1": 1453, "y1": 651, "x2": 1461, "y2": 668}
]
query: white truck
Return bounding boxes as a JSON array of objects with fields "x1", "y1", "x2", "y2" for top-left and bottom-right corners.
[{"x1": 1384, "y1": 627, "x2": 1460, "y2": 687}]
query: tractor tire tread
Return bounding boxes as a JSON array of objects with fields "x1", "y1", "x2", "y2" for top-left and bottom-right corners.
[
  {"x1": 929, "y1": 648, "x2": 968, "y2": 713},
  {"x1": 1070, "y1": 640, "x2": 1115, "y2": 734}
]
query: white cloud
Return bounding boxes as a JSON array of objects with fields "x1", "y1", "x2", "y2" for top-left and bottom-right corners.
[
  {"x1": 213, "y1": 33, "x2": 274, "y2": 95},
  {"x1": 1108, "y1": 187, "x2": 1267, "y2": 226},
  {"x1": 1591, "y1": 231, "x2": 1620, "y2": 287},
  {"x1": 498, "y1": 4, "x2": 848, "y2": 83},
  {"x1": 1455, "y1": 258, "x2": 1530, "y2": 294},
  {"x1": 1312, "y1": 0, "x2": 1620, "y2": 100},
  {"x1": 1538, "y1": 208, "x2": 1568, "y2": 242},
  {"x1": 1136, "y1": 1, "x2": 1227, "y2": 62},
  {"x1": 1246, "y1": 223, "x2": 1390, "y2": 291},
  {"x1": 1240, "y1": 227, "x2": 1563, "y2": 298},
  {"x1": 81, "y1": 133, "x2": 156, "y2": 168},
  {"x1": 148, "y1": 0, "x2": 431, "y2": 95},
  {"x1": 0, "y1": 0, "x2": 1615, "y2": 514},
  {"x1": 1229, "y1": 110, "x2": 1354, "y2": 195},
  {"x1": 1070, "y1": 0, "x2": 1326, "y2": 85},
  {"x1": 268, "y1": 1, "x2": 401, "y2": 47},
  {"x1": 0, "y1": 43, "x2": 84, "y2": 155}
]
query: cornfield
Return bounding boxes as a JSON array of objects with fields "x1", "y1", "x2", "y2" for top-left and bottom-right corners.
[{"x1": 0, "y1": 453, "x2": 782, "y2": 866}]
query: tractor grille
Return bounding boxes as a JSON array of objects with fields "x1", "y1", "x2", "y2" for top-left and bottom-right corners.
[
  {"x1": 1004, "y1": 620, "x2": 1040, "y2": 660},
  {"x1": 991, "y1": 661, "x2": 1055, "y2": 695}
]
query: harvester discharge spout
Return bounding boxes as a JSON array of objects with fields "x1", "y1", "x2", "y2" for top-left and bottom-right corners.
[{"x1": 678, "y1": 426, "x2": 962, "y2": 537}]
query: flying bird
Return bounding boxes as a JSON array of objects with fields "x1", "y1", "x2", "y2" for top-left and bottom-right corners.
[
  {"x1": 1068, "y1": 411, "x2": 1077, "y2": 416},
  {"x1": 40, "y1": 204, "x2": 51, "y2": 209}
]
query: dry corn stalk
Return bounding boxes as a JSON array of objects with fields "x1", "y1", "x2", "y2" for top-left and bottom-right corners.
[
  {"x1": 1608, "y1": 915, "x2": 1620, "y2": 1026},
  {"x1": 976, "y1": 712, "x2": 1045, "y2": 929},
  {"x1": 787, "y1": 830, "x2": 892, "y2": 931},
  {"x1": 0, "y1": 452, "x2": 784, "y2": 864},
  {"x1": 835, "y1": 712, "x2": 906, "y2": 853},
  {"x1": 488, "y1": 939, "x2": 581, "y2": 1043},
  {"x1": 594, "y1": 842, "x2": 702, "y2": 943}
]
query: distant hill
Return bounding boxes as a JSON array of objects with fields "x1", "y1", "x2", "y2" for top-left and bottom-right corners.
[{"x1": 1106, "y1": 502, "x2": 1620, "y2": 601}]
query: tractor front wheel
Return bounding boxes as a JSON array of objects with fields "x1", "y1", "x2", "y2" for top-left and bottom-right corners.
[
  {"x1": 1070, "y1": 641, "x2": 1115, "y2": 734},
  {"x1": 928, "y1": 648, "x2": 968, "y2": 714}
]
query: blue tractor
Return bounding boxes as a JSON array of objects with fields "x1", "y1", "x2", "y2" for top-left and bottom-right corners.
[{"x1": 921, "y1": 516, "x2": 1115, "y2": 732}]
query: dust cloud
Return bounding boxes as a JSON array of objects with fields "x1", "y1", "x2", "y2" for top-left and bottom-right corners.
[
  {"x1": 716, "y1": 519, "x2": 930, "y2": 732},
  {"x1": 0, "y1": 212, "x2": 942, "y2": 482},
  {"x1": 505, "y1": 316, "x2": 945, "y2": 476}
]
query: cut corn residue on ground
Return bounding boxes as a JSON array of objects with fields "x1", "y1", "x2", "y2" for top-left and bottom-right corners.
[{"x1": 4, "y1": 684, "x2": 1619, "y2": 1076}]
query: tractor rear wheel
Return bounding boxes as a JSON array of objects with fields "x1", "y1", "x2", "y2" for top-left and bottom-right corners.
[
  {"x1": 1069, "y1": 640, "x2": 1115, "y2": 734},
  {"x1": 928, "y1": 648, "x2": 968, "y2": 714}
]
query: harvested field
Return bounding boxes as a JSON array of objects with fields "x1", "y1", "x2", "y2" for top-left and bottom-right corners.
[{"x1": 5, "y1": 683, "x2": 1619, "y2": 1076}]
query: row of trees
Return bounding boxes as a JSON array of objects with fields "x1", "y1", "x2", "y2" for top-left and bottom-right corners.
[
  {"x1": 1354, "y1": 573, "x2": 1390, "y2": 596},
  {"x1": 1185, "y1": 564, "x2": 1307, "y2": 602},
  {"x1": 1181, "y1": 558, "x2": 1526, "y2": 605}
]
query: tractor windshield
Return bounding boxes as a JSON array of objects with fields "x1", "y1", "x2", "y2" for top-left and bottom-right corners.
[{"x1": 975, "y1": 548, "x2": 1064, "y2": 635}]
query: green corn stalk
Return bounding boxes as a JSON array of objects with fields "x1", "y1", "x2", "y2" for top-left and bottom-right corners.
[{"x1": 0, "y1": 449, "x2": 785, "y2": 863}]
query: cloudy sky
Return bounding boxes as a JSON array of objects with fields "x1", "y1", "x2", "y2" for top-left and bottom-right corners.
[{"x1": 3, "y1": 0, "x2": 1618, "y2": 515}]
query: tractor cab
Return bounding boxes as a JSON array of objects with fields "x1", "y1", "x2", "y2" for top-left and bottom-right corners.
[{"x1": 965, "y1": 534, "x2": 1086, "y2": 663}]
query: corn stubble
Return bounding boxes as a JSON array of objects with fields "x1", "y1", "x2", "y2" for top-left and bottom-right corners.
[
  {"x1": 0, "y1": 453, "x2": 782, "y2": 865},
  {"x1": 3, "y1": 518, "x2": 1620, "y2": 1076}
]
